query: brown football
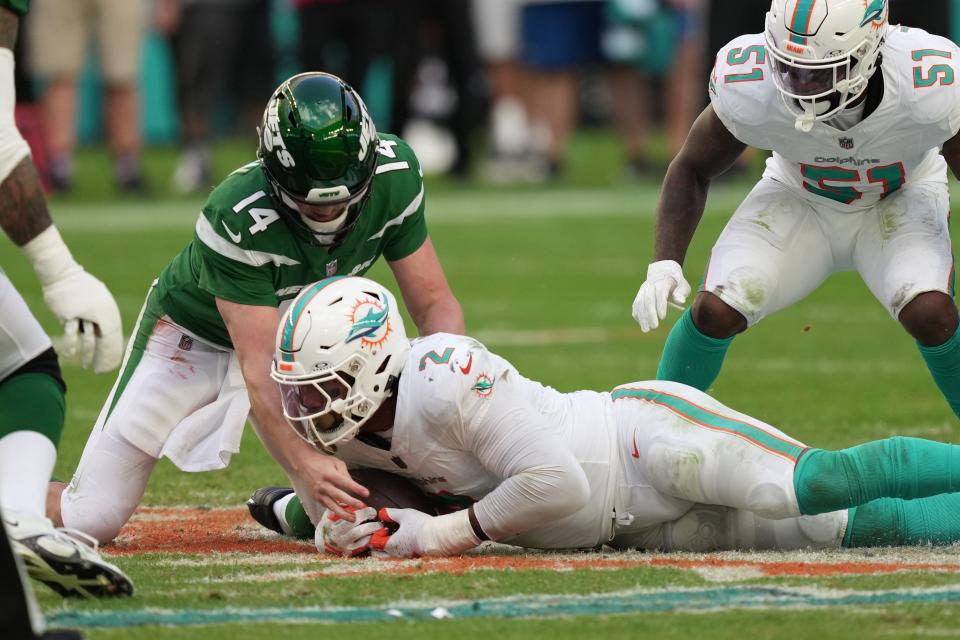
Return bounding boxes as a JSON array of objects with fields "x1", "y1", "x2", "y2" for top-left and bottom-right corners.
[{"x1": 350, "y1": 468, "x2": 437, "y2": 515}]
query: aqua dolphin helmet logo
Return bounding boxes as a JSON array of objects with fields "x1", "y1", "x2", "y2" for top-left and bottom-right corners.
[
  {"x1": 345, "y1": 295, "x2": 392, "y2": 349},
  {"x1": 860, "y1": 0, "x2": 886, "y2": 27}
]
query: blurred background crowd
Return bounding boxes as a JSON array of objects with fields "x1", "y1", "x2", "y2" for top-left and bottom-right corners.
[{"x1": 10, "y1": 0, "x2": 957, "y2": 197}]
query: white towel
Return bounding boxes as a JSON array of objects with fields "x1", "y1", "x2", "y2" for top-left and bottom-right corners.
[{"x1": 159, "y1": 353, "x2": 250, "y2": 472}]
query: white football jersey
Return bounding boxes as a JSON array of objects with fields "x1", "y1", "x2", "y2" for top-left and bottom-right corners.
[
  {"x1": 710, "y1": 26, "x2": 960, "y2": 211},
  {"x1": 334, "y1": 333, "x2": 620, "y2": 549}
]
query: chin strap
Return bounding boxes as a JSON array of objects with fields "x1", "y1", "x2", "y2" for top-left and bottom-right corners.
[
  {"x1": 794, "y1": 99, "x2": 833, "y2": 133},
  {"x1": 795, "y1": 108, "x2": 815, "y2": 133}
]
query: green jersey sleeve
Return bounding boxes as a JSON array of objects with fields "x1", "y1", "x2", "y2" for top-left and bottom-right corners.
[
  {"x1": 370, "y1": 135, "x2": 430, "y2": 262},
  {"x1": 191, "y1": 168, "x2": 300, "y2": 308},
  {"x1": 193, "y1": 234, "x2": 279, "y2": 307}
]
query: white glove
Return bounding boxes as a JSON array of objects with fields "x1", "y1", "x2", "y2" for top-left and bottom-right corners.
[
  {"x1": 22, "y1": 227, "x2": 123, "y2": 373},
  {"x1": 370, "y1": 507, "x2": 481, "y2": 558},
  {"x1": 43, "y1": 270, "x2": 123, "y2": 372},
  {"x1": 632, "y1": 259, "x2": 691, "y2": 332},
  {"x1": 315, "y1": 504, "x2": 382, "y2": 557}
]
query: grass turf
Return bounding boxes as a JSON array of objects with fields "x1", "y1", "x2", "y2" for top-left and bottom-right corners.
[{"x1": 3, "y1": 134, "x2": 960, "y2": 637}]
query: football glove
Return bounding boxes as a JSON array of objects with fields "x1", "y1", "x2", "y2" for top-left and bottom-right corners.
[
  {"x1": 22, "y1": 226, "x2": 123, "y2": 373},
  {"x1": 632, "y1": 259, "x2": 691, "y2": 332},
  {"x1": 315, "y1": 505, "x2": 382, "y2": 557},
  {"x1": 43, "y1": 269, "x2": 123, "y2": 373},
  {"x1": 370, "y1": 507, "x2": 481, "y2": 558}
]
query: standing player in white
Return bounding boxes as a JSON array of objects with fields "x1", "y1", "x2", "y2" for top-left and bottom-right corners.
[
  {"x1": 250, "y1": 277, "x2": 960, "y2": 557},
  {"x1": 631, "y1": 0, "x2": 960, "y2": 415},
  {"x1": 0, "y1": 0, "x2": 131, "y2": 597}
]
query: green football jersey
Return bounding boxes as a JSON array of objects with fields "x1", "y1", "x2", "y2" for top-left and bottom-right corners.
[
  {"x1": 0, "y1": 0, "x2": 29, "y2": 16},
  {"x1": 155, "y1": 134, "x2": 428, "y2": 348}
]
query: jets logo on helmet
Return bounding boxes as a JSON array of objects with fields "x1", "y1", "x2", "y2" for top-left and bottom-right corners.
[
  {"x1": 261, "y1": 97, "x2": 295, "y2": 168},
  {"x1": 765, "y1": 0, "x2": 888, "y2": 131},
  {"x1": 357, "y1": 99, "x2": 377, "y2": 163},
  {"x1": 346, "y1": 295, "x2": 392, "y2": 349}
]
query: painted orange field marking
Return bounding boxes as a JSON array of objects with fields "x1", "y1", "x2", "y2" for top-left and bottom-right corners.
[
  {"x1": 110, "y1": 506, "x2": 310, "y2": 555},
  {"x1": 108, "y1": 506, "x2": 960, "y2": 578}
]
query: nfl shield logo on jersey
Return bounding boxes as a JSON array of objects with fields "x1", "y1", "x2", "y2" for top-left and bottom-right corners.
[
  {"x1": 325, "y1": 260, "x2": 338, "y2": 277},
  {"x1": 838, "y1": 137, "x2": 855, "y2": 150}
]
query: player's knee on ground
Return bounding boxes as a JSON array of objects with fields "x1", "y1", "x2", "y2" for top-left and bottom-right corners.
[
  {"x1": 691, "y1": 292, "x2": 747, "y2": 339},
  {"x1": 898, "y1": 291, "x2": 959, "y2": 346},
  {"x1": 0, "y1": 348, "x2": 66, "y2": 445},
  {"x1": 60, "y1": 430, "x2": 158, "y2": 544},
  {"x1": 0, "y1": 50, "x2": 31, "y2": 184}
]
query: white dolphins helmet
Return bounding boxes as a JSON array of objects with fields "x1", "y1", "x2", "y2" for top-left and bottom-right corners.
[
  {"x1": 765, "y1": 0, "x2": 888, "y2": 131},
  {"x1": 271, "y1": 276, "x2": 410, "y2": 451}
]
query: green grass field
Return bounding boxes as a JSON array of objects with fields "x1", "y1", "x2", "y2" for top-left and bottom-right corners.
[{"x1": 4, "y1": 136, "x2": 960, "y2": 638}]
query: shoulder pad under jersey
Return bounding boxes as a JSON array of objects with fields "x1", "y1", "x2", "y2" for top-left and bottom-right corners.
[
  {"x1": 403, "y1": 333, "x2": 505, "y2": 427},
  {"x1": 709, "y1": 33, "x2": 779, "y2": 138},
  {"x1": 881, "y1": 26, "x2": 960, "y2": 134}
]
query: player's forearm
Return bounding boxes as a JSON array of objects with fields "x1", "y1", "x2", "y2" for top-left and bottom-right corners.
[
  {"x1": 471, "y1": 463, "x2": 591, "y2": 541},
  {"x1": 0, "y1": 7, "x2": 20, "y2": 50},
  {"x1": 244, "y1": 369, "x2": 315, "y2": 473},
  {"x1": 651, "y1": 157, "x2": 709, "y2": 265},
  {"x1": 412, "y1": 295, "x2": 465, "y2": 336},
  {"x1": 0, "y1": 160, "x2": 55, "y2": 247}
]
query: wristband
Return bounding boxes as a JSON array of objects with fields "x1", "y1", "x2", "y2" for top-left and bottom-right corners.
[
  {"x1": 21, "y1": 226, "x2": 81, "y2": 286},
  {"x1": 424, "y1": 509, "x2": 483, "y2": 555}
]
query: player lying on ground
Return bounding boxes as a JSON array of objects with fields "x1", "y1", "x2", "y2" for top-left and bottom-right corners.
[
  {"x1": 46, "y1": 72, "x2": 464, "y2": 545},
  {"x1": 633, "y1": 0, "x2": 960, "y2": 418},
  {"x1": 248, "y1": 276, "x2": 960, "y2": 558},
  {"x1": 0, "y1": 0, "x2": 130, "y2": 597}
]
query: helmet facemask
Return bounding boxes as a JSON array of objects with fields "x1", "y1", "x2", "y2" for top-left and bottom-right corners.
[
  {"x1": 270, "y1": 175, "x2": 374, "y2": 247},
  {"x1": 271, "y1": 276, "x2": 410, "y2": 453},
  {"x1": 274, "y1": 355, "x2": 385, "y2": 453}
]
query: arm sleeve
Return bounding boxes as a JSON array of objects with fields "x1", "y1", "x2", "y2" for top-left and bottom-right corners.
[{"x1": 458, "y1": 375, "x2": 591, "y2": 541}]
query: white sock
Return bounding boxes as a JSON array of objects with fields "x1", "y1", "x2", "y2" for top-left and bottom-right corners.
[
  {"x1": 273, "y1": 492, "x2": 296, "y2": 536},
  {"x1": 0, "y1": 431, "x2": 57, "y2": 519}
]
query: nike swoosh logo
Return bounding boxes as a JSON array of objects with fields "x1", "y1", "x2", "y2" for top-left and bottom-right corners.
[
  {"x1": 459, "y1": 353, "x2": 473, "y2": 375},
  {"x1": 631, "y1": 434, "x2": 640, "y2": 459},
  {"x1": 221, "y1": 221, "x2": 242, "y2": 244}
]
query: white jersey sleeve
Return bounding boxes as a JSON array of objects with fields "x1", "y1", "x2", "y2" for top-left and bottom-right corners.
[
  {"x1": 405, "y1": 334, "x2": 591, "y2": 541},
  {"x1": 882, "y1": 26, "x2": 960, "y2": 149},
  {"x1": 708, "y1": 33, "x2": 778, "y2": 149}
]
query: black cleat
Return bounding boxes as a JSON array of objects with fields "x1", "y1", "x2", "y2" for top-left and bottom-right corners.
[
  {"x1": 246, "y1": 487, "x2": 294, "y2": 534},
  {"x1": 8, "y1": 515, "x2": 134, "y2": 599}
]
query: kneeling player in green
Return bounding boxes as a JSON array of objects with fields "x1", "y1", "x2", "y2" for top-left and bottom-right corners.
[{"x1": 47, "y1": 72, "x2": 465, "y2": 544}]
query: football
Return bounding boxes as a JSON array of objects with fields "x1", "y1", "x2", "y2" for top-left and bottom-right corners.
[{"x1": 350, "y1": 468, "x2": 437, "y2": 515}]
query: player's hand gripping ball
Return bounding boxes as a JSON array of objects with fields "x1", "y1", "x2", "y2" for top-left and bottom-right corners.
[{"x1": 315, "y1": 505, "x2": 382, "y2": 557}]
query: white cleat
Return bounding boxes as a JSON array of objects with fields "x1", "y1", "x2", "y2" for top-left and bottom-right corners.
[{"x1": 5, "y1": 513, "x2": 134, "y2": 598}]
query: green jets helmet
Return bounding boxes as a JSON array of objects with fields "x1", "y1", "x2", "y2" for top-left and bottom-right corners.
[{"x1": 257, "y1": 72, "x2": 380, "y2": 244}]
